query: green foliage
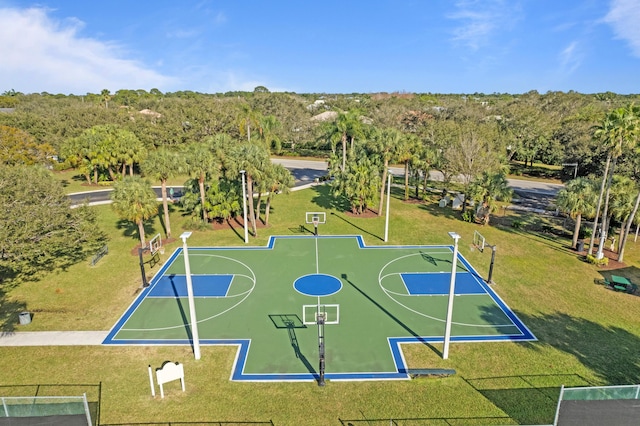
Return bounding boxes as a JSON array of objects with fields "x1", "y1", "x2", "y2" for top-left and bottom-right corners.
[
  {"x1": 110, "y1": 175, "x2": 158, "y2": 245},
  {"x1": 512, "y1": 220, "x2": 524, "y2": 229},
  {"x1": 0, "y1": 164, "x2": 105, "y2": 285},
  {"x1": 461, "y1": 210, "x2": 474, "y2": 223},
  {"x1": 60, "y1": 124, "x2": 146, "y2": 184},
  {"x1": 331, "y1": 150, "x2": 381, "y2": 214},
  {"x1": 585, "y1": 254, "x2": 609, "y2": 266},
  {"x1": 0, "y1": 125, "x2": 55, "y2": 166},
  {"x1": 180, "y1": 175, "x2": 242, "y2": 224}
]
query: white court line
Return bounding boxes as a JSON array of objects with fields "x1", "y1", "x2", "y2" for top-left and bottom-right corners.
[
  {"x1": 379, "y1": 253, "x2": 515, "y2": 328},
  {"x1": 121, "y1": 253, "x2": 256, "y2": 333}
]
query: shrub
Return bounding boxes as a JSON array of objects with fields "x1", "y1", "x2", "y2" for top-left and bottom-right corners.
[
  {"x1": 585, "y1": 254, "x2": 609, "y2": 266},
  {"x1": 461, "y1": 210, "x2": 474, "y2": 223},
  {"x1": 512, "y1": 220, "x2": 524, "y2": 230}
]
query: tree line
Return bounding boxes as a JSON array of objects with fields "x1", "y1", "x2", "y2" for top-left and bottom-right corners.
[{"x1": 2, "y1": 87, "x2": 640, "y2": 283}]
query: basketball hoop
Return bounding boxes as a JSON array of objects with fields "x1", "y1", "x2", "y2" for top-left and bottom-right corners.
[{"x1": 305, "y1": 212, "x2": 326, "y2": 236}]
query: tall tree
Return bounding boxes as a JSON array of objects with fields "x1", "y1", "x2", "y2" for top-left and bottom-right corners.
[
  {"x1": 184, "y1": 141, "x2": 219, "y2": 222},
  {"x1": 263, "y1": 163, "x2": 295, "y2": 226},
  {"x1": 331, "y1": 151, "x2": 381, "y2": 214},
  {"x1": 556, "y1": 177, "x2": 598, "y2": 249},
  {"x1": 0, "y1": 125, "x2": 55, "y2": 166},
  {"x1": 226, "y1": 143, "x2": 270, "y2": 237},
  {"x1": 111, "y1": 176, "x2": 158, "y2": 247},
  {"x1": 369, "y1": 127, "x2": 403, "y2": 215},
  {"x1": 0, "y1": 165, "x2": 105, "y2": 285},
  {"x1": 101, "y1": 89, "x2": 111, "y2": 109},
  {"x1": 589, "y1": 105, "x2": 639, "y2": 257},
  {"x1": 468, "y1": 171, "x2": 513, "y2": 225},
  {"x1": 321, "y1": 110, "x2": 366, "y2": 172},
  {"x1": 444, "y1": 121, "x2": 500, "y2": 213},
  {"x1": 395, "y1": 134, "x2": 419, "y2": 201},
  {"x1": 141, "y1": 147, "x2": 183, "y2": 238}
]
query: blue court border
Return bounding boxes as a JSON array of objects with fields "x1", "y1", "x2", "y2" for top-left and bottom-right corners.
[{"x1": 103, "y1": 235, "x2": 536, "y2": 382}]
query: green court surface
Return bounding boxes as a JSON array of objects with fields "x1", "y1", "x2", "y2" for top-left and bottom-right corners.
[{"x1": 104, "y1": 236, "x2": 535, "y2": 381}]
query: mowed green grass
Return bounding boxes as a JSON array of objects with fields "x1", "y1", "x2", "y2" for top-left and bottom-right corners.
[{"x1": 2, "y1": 184, "x2": 640, "y2": 425}]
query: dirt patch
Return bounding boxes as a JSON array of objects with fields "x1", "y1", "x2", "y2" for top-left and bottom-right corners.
[
  {"x1": 211, "y1": 216, "x2": 269, "y2": 231},
  {"x1": 344, "y1": 208, "x2": 379, "y2": 218},
  {"x1": 402, "y1": 198, "x2": 425, "y2": 205}
]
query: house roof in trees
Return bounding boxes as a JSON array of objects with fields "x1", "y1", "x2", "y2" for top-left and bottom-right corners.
[
  {"x1": 310, "y1": 111, "x2": 338, "y2": 122},
  {"x1": 139, "y1": 109, "x2": 162, "y2": 118}
]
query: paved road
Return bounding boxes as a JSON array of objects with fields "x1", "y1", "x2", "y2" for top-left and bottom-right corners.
[
  {"x1": 68, "y1": 158, "x2": 562, "y2": 208},
  {"x1": 272, "y1": 159, "x2": 564, "y2": 196}
]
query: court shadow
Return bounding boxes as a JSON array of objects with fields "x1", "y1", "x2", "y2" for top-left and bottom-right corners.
[
  {"x1": 268, "y1": 314, "x2": 306, "y2": 329},
  {"x1": 168, "y1": 275, "x2": 194, "y2": 343},
  {"x1": 420, "y1": 251, "x2": 440, "y2": 266},
  {"x1": 340, "y1": 273, "x2": 441, "y2": 357},
  {"x1": 464, "y1": 374, "x2": 590, "y2": 425},
  {"x1": 310, "y1": 185, "x2": 350, "y2": 211},
  {"x1": 115, "y1": 218, "x2": 157, "y2": 243},
  {"x1": 268, "y1": 314, "x2": 316, "y2": 376},
  {"x1": 330, "y1": 212, "x2": 381, "y2": 241},
  {"x1": 0, "y1": 289, "x2": 28, "y2": 332},
  {"x1": 513, "y1": 311, "x2": 640, "y2": 386}
]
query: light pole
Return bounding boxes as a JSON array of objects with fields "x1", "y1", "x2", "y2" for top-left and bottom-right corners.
[
  {"x1": 596, "y1": 228, "x2": 606, "y2": 260},
  {"x1": 180, "y1": 231, "x2": 201, "y2": 360},
  {"x1": 443, "y1": 231, "x2": 461, "y2": 360},
  {"x1": 240, "y1": 170, "x2": 249, "y2": 244},
  {"x1": 384, "y1": 171, "x2": 392, "y2": 242}
]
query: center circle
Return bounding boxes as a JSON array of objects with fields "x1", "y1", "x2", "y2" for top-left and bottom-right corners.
[{"x1": 293, "y1": 274, "x2": 342, "y2": 297}]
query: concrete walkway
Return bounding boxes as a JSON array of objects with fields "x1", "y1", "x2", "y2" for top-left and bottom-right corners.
[{"x1": 0, "y1": 331, "x2": 109, "y2": 346}]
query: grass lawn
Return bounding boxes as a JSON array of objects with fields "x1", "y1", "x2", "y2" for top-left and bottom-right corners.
[{"x1": 1, "y1": 184, "x2": 639, "y2": 425}]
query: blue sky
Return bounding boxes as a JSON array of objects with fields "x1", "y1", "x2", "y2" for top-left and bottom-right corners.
[{"x1": 1, "y1": 0, "x2": 639, "y2": 95}]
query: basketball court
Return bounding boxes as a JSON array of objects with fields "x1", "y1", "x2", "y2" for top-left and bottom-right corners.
[{"x1": 103, "y1": 235, "x2": 535, "y2": 382}]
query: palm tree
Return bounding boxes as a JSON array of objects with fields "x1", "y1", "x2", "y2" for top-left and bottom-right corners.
[
  {"x1": 111, "y1": 176, "x2": 158, "y2": 247},
  {"x1": 258, "y1": 115, "x2": 282, "y2": 153},
  {"x1": 606, "y1": 175, "x2": 638, "y2": 261},
  {"x1": 141, "y1": 147, "x2": 183, "y2": 238},
  {"x1": 369, "y1": 127, "x2": 402, "y2": 215},
  {"x1": 184, "y1": 141, "x2": 220, "y2": 222},
  {"x1": 589, "y1": 105, "x2": 639, "y2": 257},
  {"x1": 322, "y1": 110, "x2": 365, "y2": 172},
  {"x1": 556, "y1": 177, "x2": 598, "y2": 249},
  {"x1": 395, "y1": 134, "x2": 419, "y2": 201},
  {"x1": 619, "y1": 187, "x2": 640, "y2": 262},
  {"x1": 238, "y1": 104, "x2": 263, "y2": 142},
  {"x1": 331, "y1": 152, "x2": 381, "y2": 214},
  {"x1": 206, "y1": 178, "x2": 242, "y2": 226},
  {"x1": 226, "y1": 143, "x2": 270, "y2": 237},
  {"x1": 263, "y1": 163, "x2": 295, "y2": 226},
  {"x1": 101, "y1": 89, "x2": 111, "y2": 109},
  {"x1": 468, "y1": 171, "x2": 513, "y2": 225},
  {"x1": 116, "y1": 129, "x2": 146, "y2": 177}
]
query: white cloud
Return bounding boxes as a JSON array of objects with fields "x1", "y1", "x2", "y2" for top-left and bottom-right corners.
[
  {"x1": 603, "y1": 0, "x2": 640, "y2": 56},
  {"x1": 213, "y1": 11, "x2": 227, "y2": 26},
  {"x1": 448, "y1": 0, "x2": 522, "y2": 50},
  {"x1": 0, "y1": 7, "x2": 177, "y2": 94},
  {"x1": 559, "y1": 41, "x2": 583, "y2": 74}
]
